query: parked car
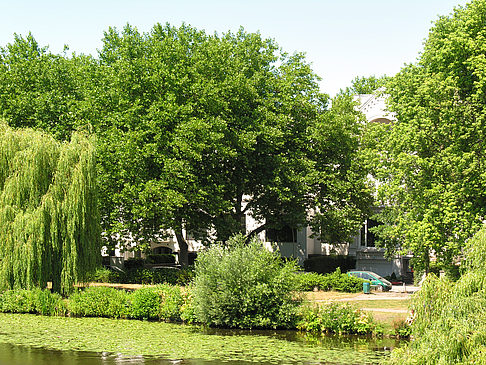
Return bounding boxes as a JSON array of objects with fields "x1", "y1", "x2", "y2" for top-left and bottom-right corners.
[{"x1": 347, "y1": 270, "x2": 393, "y2": 291}]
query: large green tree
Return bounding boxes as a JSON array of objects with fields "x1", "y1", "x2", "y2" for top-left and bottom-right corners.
[
  {"x1": 0, "y1": 25, "x2": 371, "y2": 265},
  {"x1": 93, "y1": 24, "x2": 371, "y2": 263},
  {"x1": 0, "y1": 124, "x2": 100, "y2": 294},
  {"x1": 364, "y1": 0, "x2": 486, "y2": 272}
]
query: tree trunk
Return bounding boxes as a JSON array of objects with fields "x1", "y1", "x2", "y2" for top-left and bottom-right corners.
[
  {"x1": 245, "y1": 223, "x2": 267, "y2": 244},
  {"x1": 175, "y1": 228, "x2": 189, "y2": 267}
]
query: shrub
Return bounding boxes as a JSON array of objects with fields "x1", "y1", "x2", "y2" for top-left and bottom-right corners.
[
  {"x1": 0, "y1": 288, "x2": 66, "y2": 316},
  {"x1": 130, "y1": 287, "x2": 162, "y2": 320},
  {"x1": 295, "y1": 269, "x2": 365, "y2": 292},
  {"x1": 88, "y1": 267, "x2": 121, "y2": 283},
  {"x1": 393, "y1": 319, "x2": 412, "y2": 339},
  {"x1": 0, "y1": 289, "x2": 36, "y2": 313},
  {"x1": 146, "y1": 254, "x2": 176, "y2": 265},
  {"x1": 320, "y1": 268, "x2": 364, "y2": 292},
  {"x1": 129, "y1": 285, "x2": 184, "y2": 321},
  {"x1": 124, "y1": 258, "x2": 145, "y2": 269},
  {"x1": 193, "y1": 235, "x2": 302, "y2": 329},
  {"x1": 297, "y1": 303, "x2": 376, "y2": 335},
  {"x1": 303, "y1": 255, "x2": 356, "y2": 274},
  {"x1": 68, "y1": 287, "x2": 129, "y2": 318},
  {"x1": 109, "y1": 267, "x2": 194, "y2": 286},
  {"x1": 295, "y1": 272, "x2": 326, "y2": 291},
  {"x1": 180, "y1": 286, "x2": 196, "y2": 324}
]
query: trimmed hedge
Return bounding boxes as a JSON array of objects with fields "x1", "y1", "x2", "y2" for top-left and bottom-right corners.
[
  {"x1": 89, "y1": 267, "x2": 194, "y2": 286},
  {"x1": 303, "y1": 255, "x2": 356, "y2": 274},
  {"x1": 295, "y1": 268, "x2": 366, "y2": 292}
]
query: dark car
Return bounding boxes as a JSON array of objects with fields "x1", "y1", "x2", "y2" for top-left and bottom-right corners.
[{"x1": 347, "y1": 270, "x2": 393, "y2": 291}]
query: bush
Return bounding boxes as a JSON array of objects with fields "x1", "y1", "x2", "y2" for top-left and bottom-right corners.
[
  {"x1": 179, "y1": 286, "x2": 196, "y2": 324},
  {"x1": 393, "y1": 319, "x2": 412, "y2": 339},
  {"x1": 124, "y1": 258, "x2": 145, "y2": 269},
  {"x1": 193, "y1": 235, "x2": 302, "y2": 329},
  {"x1": 130, "y1": 287, "x2": 162, "y2": 320},
  {"x1": 88, "y1": 267, "x2": 121, "y2": 283},
  {"x1": 295, "y1": 272, "x2": 326, "y2": 291},
  {"x1": 297, "y1": 303, "x2": 376, "y2": 335},
  {"x1": 0, "y1": 288, "x2": 66, "y2": 316},
  {"x1": 303, "y1": 255, "x2": 356, "y2": 274},
  {"x1": 320, "y1": 268, "x2": 365, "y2": 292},
  {"x1": 68, "y1": 287, "x2": 129, "y2": 318},
  {"x1": 146, "y1": 254, "x2": 176, "y2": 265},
  {"x1": 106, "y1": 267, "x2": 194, "y2": 286},
  {"x1": 295, "y1": 269, "x2": 365, "y2": 292},
  {"x1": 129, "y1": 285, "x2": 183, "y2": 321}
]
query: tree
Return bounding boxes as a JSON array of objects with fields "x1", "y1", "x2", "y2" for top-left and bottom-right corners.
[
  {"x1": 0, "y1": 33, "x2": 96, "y2": 140},
  {"x1": 94, "y1": 24, "x2": 371, "y2": 264},
  {"x1": 0, "y1": 25, "x2": 371, "y2": 266},
  {"x1": 345, "y1": 75, "x2": 388, "y2": 95},
  {"x1": 0, "y1": 124, "x2": 100, "y2": 294},
  {"x1": 364, "y1": 0, "x2": 486, "y2": 272}
]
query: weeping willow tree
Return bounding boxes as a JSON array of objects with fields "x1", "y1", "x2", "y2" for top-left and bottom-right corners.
[{"x1": 0, "y1": 124, "x2": 100, "y2": 294}]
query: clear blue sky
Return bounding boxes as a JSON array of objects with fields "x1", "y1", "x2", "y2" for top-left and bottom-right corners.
[{"x1": 0, "y1": 0, "x2": 469, "y2": 96}]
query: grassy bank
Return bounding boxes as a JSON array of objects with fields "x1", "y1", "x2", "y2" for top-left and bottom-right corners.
[{"x1": 0, "y1": 313, "x2": 395, "y2": 364}]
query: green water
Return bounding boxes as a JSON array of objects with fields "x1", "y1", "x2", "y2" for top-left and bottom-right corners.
[{"x1": 0, "y1": 313, "x2": 401, "y2": 364}]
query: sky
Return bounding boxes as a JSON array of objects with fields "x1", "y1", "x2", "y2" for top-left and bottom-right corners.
[{"x1": 0, "y1": 0, "x2": 470, "y2": 96}]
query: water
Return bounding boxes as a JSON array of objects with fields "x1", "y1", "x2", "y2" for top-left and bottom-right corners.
[
  {"x1": 0, "y1": 332, "x2": 400, "y2": 365},
  {"x1": 0, "y1": 313, "x2": 402, "y2": 364}
]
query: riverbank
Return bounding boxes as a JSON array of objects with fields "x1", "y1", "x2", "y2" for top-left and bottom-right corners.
[{"x1": 0, "y1": 313, "x2": 399, "y2": 364}]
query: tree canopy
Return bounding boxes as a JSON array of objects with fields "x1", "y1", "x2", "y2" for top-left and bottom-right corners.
[
  {"x1": 0, "y1": 24, "x2": 371, "y2": 265},
  {"x1": 0, "y1": 124, "x2": 99, "y2": 294},
  {"x1": 364, "y1": 0, "x2": 486, "y2": 272}
]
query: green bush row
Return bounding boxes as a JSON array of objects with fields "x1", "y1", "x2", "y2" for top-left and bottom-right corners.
[
  {"x1": 89, "y1": 267, "x2": 195, "y2": 286},
  {"x1": 0, "y1": 288, "x2": 67, "y2": 316},
  {"x1": 0, "y1": 285, "x2": 381, "y2": 335},
  {"x1": 297, "y1": 303, "x2": 378, "y2": 335},
  {"x1": 295, "y1": 269, "x2": 366, "y2": 292},
  {"x1": 0, "y1": 285, "x2": 194, "y2": 322}
]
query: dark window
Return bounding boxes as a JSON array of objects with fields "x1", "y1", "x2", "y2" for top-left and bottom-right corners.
[{"x1": 366, "y1": 219, "x2": 379, "y2": 248}]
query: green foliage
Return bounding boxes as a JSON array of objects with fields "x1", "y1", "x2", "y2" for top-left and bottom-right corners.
[
  {"x1": 295, "y1": 272, "x2": 326, "y2": 291},
  {"x1": 303, "y1": 255, "x2": 356, "y2": 274},
  {"x1": 146, "y1": 254, "x2": 176, "y2": 265},
  {"x1": 88, "y1": 267, "x2": 120, "y2": 283},
  {"x1": 88, "y1": 266, "x2": 194, "y2": 286},
  {"x1": 364, "y1": 0, "x2": 486, "y2": 271},
  {"x1": 392, "y1": 319, "x2": 411, "y2": 339},
  {"x1": 0, "y1": 125, "x2": 100, "y2": 294},
  {"x1": 179, "y1": 286, "x2": 196, "y2": 324},
  {"x1": 297, "y1": 303, "x2": 376, "y2": 335},
  {"x1": 193, "y1": 235, "x2": 302, "y2": 329},
  {"x1": 0, "y1": 25, "x2": 371, "y2": 265},
  {"x1": 68, "y1": 287, "x2": 129, "y2": 319},
  {"x1": 345, "y1": 75, "x2": 389, "y2": 94},
  {"x1": 130, "y1": 287, "x2": 162, "y2": 320},
  {"x1": 129, "y1": 285, "x2": 183, "y2": 321},
  {"x1": 0, "y1": 288, "x2": 66, "y2": 316},
  {"x1": 389, "y1": 226, "x2": 486, "y2": 364},
  {"x1": 295, "y1": 269, "x2": 365, "y2": 292},
  {"x1": 123, "y1": 259, "x2": 145, "y2": 269}
]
